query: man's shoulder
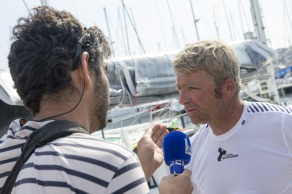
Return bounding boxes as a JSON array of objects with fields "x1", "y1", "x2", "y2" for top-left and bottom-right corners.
[
  {"x1": 245, "y1": 101, "x2": 292, "y2": 115},
  {"x1": 60, "y1": 133, "x2": 137, "y2": 159},
  {"x1": 189, "y1": 124, "x2": 209, "y2": 142}
]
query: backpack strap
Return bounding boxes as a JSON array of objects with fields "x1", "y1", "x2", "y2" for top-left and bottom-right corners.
[{"x1": 2, "y1": 120, "x2": 88, "y2": 194}]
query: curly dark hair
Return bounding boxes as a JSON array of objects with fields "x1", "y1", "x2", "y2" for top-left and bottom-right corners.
[{"x1": 8, "y1": 6, "x2": 111, "y2": 114}]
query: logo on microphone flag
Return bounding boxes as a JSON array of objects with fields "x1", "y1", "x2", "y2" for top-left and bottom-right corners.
[{"x1": 184, "y1": 137, "x2": 191, "y2": 156}]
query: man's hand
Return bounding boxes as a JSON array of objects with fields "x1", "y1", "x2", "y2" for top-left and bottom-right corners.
[
  {"x1": 159, "y1": 169, "x2": 193, "y2": 194},
  {"x1": 137, "y1": 124, "x2": 169, "y2": 181}
]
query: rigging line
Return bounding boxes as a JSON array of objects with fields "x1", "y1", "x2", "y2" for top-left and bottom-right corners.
[
  {"x1": 121, "y1": 0, "x2": 146, "y2": 54},
  {"x1": 155, "y1": 0, "x2": 167, "y2": 51},
  {"x1": 22, "y1": 0, "x2": 31, "y2": 13},
  {"x1": 238, "y1": 0, "x2": 252, "y2": 32},
  {"x1": 108, "y1": 104, "x2": 172, "y2": 128},
  {"x1": 130, "y1": 8, "x2": 144, "y2": 54},
  {"x1": 181, "y1": 28, "x2": 186, "y2": 45},
  {"x1": 229, "y1": 10, "x2": 240, "y2": 40},
  {"x1": 113, "y1": 63, "x2": 133, "y2": 108},
  {"x1": 213, "y1": 5, "x2": 219, "y2": 39},
  {"x1": 222, "y1": 0, "x2": 234, "y2": 41},
  {"x1": 117, "y1": 7, "x2": 127, "y2": 56},
  {"x1": 196, "y1": 1, "x2": 213, "y2": 39},
  {"x1": 103, "y1": 7, "x2": 115, "y2": 57},
  {"x1": 189, "y1": 0, "x2": 200, "y2": 41},
  {"x1": 121, "y1": 1, "x2": 131, "y2": 56},
  {"x1": 129, "y1": 9, "x2": 136, "y2": 27},
  {"x1": 238, "y1": 0, "x2": 246, "y2": 36},
  {"x1": 126, "y1": 102, "x2": 170, "y2": 127},
  {"x1": 166, "y1": 0, "x2": 180, "y2": 49},
  {"x1": 128, "y1": 109, "x2": 147, "y2": 126},
  {"x1": 217, "y1": 1, "x2": 223, "y2": 39}
]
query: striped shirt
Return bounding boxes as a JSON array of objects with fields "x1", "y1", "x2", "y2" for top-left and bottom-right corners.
[{"x1": 0, "y1": 119, "x2": 149, "y2": 194}]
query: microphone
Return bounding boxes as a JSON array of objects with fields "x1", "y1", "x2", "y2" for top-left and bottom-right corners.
[{"x1": 162, "y1": 131, "x2": 191, "y2": 175}]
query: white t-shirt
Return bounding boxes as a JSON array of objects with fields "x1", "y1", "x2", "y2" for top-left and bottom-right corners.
[
  {"x1": 0, "y1": 119, "x2": 149, "y2": 194},
  {"x1": 186, "y1": 101, "x2": 292, "y2": 194}
]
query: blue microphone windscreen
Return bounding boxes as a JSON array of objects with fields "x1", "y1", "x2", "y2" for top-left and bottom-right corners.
[{"x1": 162, "y1": 131, "x2": 191, "y2": 166}]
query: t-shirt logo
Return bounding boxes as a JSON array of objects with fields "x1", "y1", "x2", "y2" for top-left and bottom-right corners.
[
  {"x1": 217, "y1": 147, "x2": 226, "y2": 161},
  {"x1": 217, "y1": 147, "x2": 238, "y2": 162}
]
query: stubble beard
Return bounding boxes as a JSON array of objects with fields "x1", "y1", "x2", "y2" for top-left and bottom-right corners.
[{"x1": 89, "y1": 80, "x2": 109, "y2": 133}]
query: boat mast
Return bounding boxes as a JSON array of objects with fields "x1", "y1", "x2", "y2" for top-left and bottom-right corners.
[
  {"x1": 250, "y1": 0, "x2": 267, "y2": 44},
  {"x1": 103, "y1": 8, "x2": 115, "y2": 57},
  {"x1": 166, "y1": 0, "x2": 180, "y2": 49},
  {"x1": 249, "y1": 0, "x2": 281, "y2": 105},
  {"x1": 121, "y1": 1, "x2": 146, "y2": 54},
  {"x1": 189, "y1": 0, "x2": 200, "y2": 41},
  {"x1": 121, "y1": 0, "x2": 131, "y2": 56},
  {"x1": 118, "y1": 0, "x2": 146, "y2": 55}
]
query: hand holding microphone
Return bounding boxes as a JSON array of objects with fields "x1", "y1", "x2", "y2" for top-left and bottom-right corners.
[
  {"x1": 159, "y1": 131, "x2": 193, "y2": 194},
  {"x1": 159, "y1": 169, "x2": 193, "y2": 194},
  {"x1": 162, "y1": 131, "x2": 191, "y2": 175}
]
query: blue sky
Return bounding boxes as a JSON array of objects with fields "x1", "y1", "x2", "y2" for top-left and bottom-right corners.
[{"x1": 0, "y1": 0, "x2": 291, "y2": 69}]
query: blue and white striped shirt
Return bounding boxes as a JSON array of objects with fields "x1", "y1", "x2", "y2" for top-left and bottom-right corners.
[{"x1": 0, "y1": 119, "x2": 149, "y2": 194}]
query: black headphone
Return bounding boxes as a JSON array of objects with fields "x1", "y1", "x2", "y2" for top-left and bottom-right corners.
[
  {"x1": 39, "y1": 35, "x2": 87, "y2": 121},
  {"x1": 71, "y1": 35, "x2": 86, "y2": 70}
]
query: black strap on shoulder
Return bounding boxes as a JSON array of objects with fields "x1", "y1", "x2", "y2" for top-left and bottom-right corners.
[{"x1": 1, "y1": 120, "x2": 88, "y2": 194}]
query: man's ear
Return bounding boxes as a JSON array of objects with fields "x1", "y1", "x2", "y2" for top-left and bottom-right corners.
[
  {"x1": 224, "y1": 77, "x2": 236, "y2": 97},
  {"x1": 78, "y1": 52, "x2": 92, "y2": 89}
]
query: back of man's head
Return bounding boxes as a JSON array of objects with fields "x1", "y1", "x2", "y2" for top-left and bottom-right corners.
[{"x1": 8, "y1": 6, "x2": 111, "y2": 115}]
